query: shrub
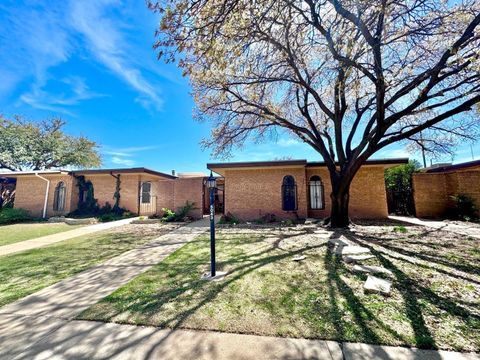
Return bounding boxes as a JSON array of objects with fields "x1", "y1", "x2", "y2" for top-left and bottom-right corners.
[
  {"x1": 392, "y1": 225, "x2": 407, "y2": 233},
  {"x1": 161, "y1": 201, "x2": 197, "y2": 222},
  {"x1": 0, "y1": 208, "x2": 33, "y2": 225},
  {"x1": 219, "y1": 212, "x2": 241, "y2": 225},
  {"x1": 161, "y1": 208, "x2": 177, "y2": 222},
  {"x1": 255, "y1": 213, "x2": 277, "y2": 224},
  {"x1": 175, "y1": 201, "x2": 197, "y2": 221},
  {"x1": 384, "y1": 160, "x2": 420, "y2": 216},
  {"x1": 449, "y1": 194, "x2": 478, "y2": 221}
]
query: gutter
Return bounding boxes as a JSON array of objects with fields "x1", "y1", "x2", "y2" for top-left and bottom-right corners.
[{"x1": 35, "y1": 173, "x2": 50, "y2": 219}]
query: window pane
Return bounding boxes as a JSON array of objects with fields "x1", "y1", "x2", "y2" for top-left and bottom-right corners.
[
  {"x1": 54, "y1": 182, "x2": 66, "y2": 211},
  {"x1": 58, "y1": 187, "x2": 66, "y2": 211},
  {"x1": 282, "y1": 176, "x2": 296, "y2": 211},
  {"x1": 141, "y1": 182, "x2": 151, "y2": 204},
  {"x1": 309, "y1": 178, "x2": 323, "y2": 209}
]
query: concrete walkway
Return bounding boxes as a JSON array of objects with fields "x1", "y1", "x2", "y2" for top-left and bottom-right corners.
[
  {"x1": 0, "y1": 217, "x2": 139, "y2": 256},
  {"x1": 1, "y1": 316, "x2": 478, "y2": 360},
  {"x1": 389, "y1": 215, "x2": 480, "y2": 239}
]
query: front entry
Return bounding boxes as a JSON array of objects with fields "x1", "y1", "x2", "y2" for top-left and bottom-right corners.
[
  {"x1": 139, "y1": 181, "x2": 157, "y2": 215},
  {"x1": 203, "y1": 177, "x2": 225, "y2": 215}
]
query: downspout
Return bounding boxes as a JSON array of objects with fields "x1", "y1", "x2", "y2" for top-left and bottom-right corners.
[{"x1": 35, "y1": 173, "x2": 50, "y2": 219}]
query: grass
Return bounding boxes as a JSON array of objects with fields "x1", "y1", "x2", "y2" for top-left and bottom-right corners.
[
  {"x1": 0, "y1": 223, "x2": 176, "y2": 307},
  {"x1": 0, "y1": 222, "x2": 84, "y2": 246},
  {"x1": 78, "y1": 225, "x2": 480, "y2": 352}
]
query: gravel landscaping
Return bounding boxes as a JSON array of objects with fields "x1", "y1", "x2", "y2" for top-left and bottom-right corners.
[{"x1": 78, "y1": 222, "x2": 479, "y2": 351}]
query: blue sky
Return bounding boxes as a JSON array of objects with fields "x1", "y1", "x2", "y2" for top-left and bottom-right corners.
[{"x1": 0, "y1": 0, "x2": 478, "y2": 174}]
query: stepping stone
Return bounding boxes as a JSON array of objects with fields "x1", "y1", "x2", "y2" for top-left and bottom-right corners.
[
  {"x1": 304, "y1": 218, "x2": 320, "y2": 225},
  {"x1": 334, "y1": 245, "x2": 370, "y2": 255},
  {"x1": 353, "y1": 265, "x2": 393, "y2": 277},
  {"x1": 344, "y1": 254, "x2": 375, "y2": 263},
  {"x1": 328, "y1": 236, "x2": 353, "y2": 247},
  {"x1": 364, "y1": 275, "x2": 392, "y2": 295},
  {"x1": 292, "y1": 255, "x2": 306, "y2": 262}
]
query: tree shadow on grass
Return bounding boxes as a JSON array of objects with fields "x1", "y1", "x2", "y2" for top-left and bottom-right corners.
[{"x1": 339, "y1": 230, "x2": 480, "y2": 350}]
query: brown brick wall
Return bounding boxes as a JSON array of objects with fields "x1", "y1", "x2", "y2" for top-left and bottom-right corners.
[
  {"x1": 13, "y1": 173, "x2": 205, "y2": 219},
  {"x1": 223, "y1": 167, "x2": 308, "y2": 220},
  {"x1": 414, "y1": 170, "x2": 480, "y2": 218},
  {"x1": 454, "y1": 171, "x2": 480, "y2": 208},
  {"x1": 156, "y1": 180, "x2": 174, "y2": 212},
  {"x1": 14, "y1": 174, "x2": 74, "y2": 217},
  {"x1": 413, "y1": 173, "x2": 448, "y2": 218},
  {"x1": 83, "y1": 174, "x2": 148, "y2": 214},
  {"x1": 156, "y1": 177, "x2": 204, "y2": 219},
  {"x1": 305, "y1": 166, "x2": 389, "y2": 219},
  {"x1": 173, "y1": 177, "x2": 204, "y2": 219},
  {"x1": 349, "y1": 166, "x2": 390, "y2": 218},
  {"x1": 222, "y1": 165, "x2": 390, "y2": 221}
]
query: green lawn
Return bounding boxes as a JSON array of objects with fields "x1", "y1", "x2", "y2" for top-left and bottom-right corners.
[
  {"x1": 78, "y1": 226, "x2": 480, "y2": 352},
  {"x1": 0, "y1": 223, "x2": 84, "y2": 246},
  {"x1": 0, "y1": 224, "x2": 175, "y2": 307}
]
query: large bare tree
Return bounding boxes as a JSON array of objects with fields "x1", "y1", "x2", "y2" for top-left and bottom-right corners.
[{"x1": 150, "y1": 0, "x2": 480, "y2": 226}]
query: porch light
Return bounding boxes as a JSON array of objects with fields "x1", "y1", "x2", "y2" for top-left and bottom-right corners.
[{"x1": 207, "y1": 172, "x2": 217, "y2": 189}]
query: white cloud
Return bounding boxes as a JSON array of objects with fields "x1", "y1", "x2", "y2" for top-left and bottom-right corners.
[
  {"x1": 103, "y1": 145, "x2": 160, "y2": 157},
  {"x1": 19, "y1": 76, "x2": 103, "y2": 114},
  {"x1": 277, "y1": 138, "x2": 302, "y2": 147},
  {"x1": 0, "y1": 0, "x2": 164, "y2": 112},
  {"x1": 69, "y1": 1, "x2": 163, "y2": 110},
  {"x1": 111, "y1": 156, "x2": 135, "y2": 166},
  {"x1": 374, "y1": 147, "x2": 411, "y2": 159},
  {"x1": 0, "y1": 2, "x2": 72, "y2": 99},
  {"x1": 103, "y1": 144, "x2": 160, "y2": 167}
]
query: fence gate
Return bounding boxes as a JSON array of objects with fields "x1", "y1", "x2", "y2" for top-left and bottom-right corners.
[{"x1": 139, "y1": 195, "x2": 157, "y2": 215}]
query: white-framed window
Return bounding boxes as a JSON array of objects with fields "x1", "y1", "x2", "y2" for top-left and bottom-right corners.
[
  {"x1": 309, "y1": 176, "x2": 324, "y2": 210},
  {"x1": 140, "y1": 182, "x2": 152, "y2": 204}
]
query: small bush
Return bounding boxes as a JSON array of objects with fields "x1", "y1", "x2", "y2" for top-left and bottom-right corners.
[
  {"x1": 219, "y1": 212, "x2": 241, "y2": 225},
  {"x1": 449, "y1": 194, "x2": 478, "y2": 221},
  {"x1": 161, "y1": 208, "x2": 177, "y2": 222},
  {"x1": 175, "y1": 201, "x2": 197, "y2": 221},
  {"x1": 0, "y1": 208, "x2": 33, "y2": 225},
  {"x1": 255, "y1": 213, "x2": 277, "y2": 224},
  {"x1": 392, "y1": 225, "x2": 407, "y2": 233},
  {"x1": 161, "y1": 201, "x2": 197, "y2": 222}
]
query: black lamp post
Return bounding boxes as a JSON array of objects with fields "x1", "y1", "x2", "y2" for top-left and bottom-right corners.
[{"x1": 207, "y1": 171, "x2": 217, "y2": 277}]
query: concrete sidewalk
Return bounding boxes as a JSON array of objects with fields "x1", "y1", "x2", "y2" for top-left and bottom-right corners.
[
  {"x1": 0, "y1": 217, "x2": 140, "y2": 256},
  {"x1": 389, "y1": 216, "x2": 480, "y2": 239},
  {"x1": 1, "y1": 315, "x2": 478, "y2": 360}
]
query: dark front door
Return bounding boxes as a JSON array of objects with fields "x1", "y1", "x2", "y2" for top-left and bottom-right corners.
[{"x1": 282, "y1": 176, "x2": 297, "y2": 211}]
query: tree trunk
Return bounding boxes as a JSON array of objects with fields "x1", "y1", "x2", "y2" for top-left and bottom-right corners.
[{"x1": 329, "y1": 178, "x2": 352, "y2": 228}]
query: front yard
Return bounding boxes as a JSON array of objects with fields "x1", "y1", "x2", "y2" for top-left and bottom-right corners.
[
  {"x1": 78, "y1": 222, "x2": 480, "y2": 352},
  {"x1": 0, "y1": 223, "x2": 179, "y2": 307},
  {"x1": 0, "y1": 222, "x2": 84, "y2": 246}
]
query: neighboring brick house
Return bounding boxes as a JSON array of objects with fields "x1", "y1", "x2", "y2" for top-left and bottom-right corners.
[
  {"x1": 0, "y1": 168, "x2": 206, "y2": 219},
  {"x1": 207, "y1": 158, "x2": 408, "y2": 220},
  {"x1": 413, "y1": 159, "x2": 480, "y2": 218}
]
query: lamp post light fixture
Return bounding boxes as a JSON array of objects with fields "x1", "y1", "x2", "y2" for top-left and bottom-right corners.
[{"x1": 207, "y1": 171, "x2": 217, "y2": 277}]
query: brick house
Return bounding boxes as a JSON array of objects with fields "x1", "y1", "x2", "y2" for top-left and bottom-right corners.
[
  {"x1": 413, "y1": 159, "x2": 480, "y2": 218},
  {"x1": 0, "y1": 168, "x2": 207, "y2": 219},
  {"x1": 207, "y1": 158, "x2": 408, "y2": 220},
  {"x1": 1, "y1": 158, "x2": 407, "y2": 221}
]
